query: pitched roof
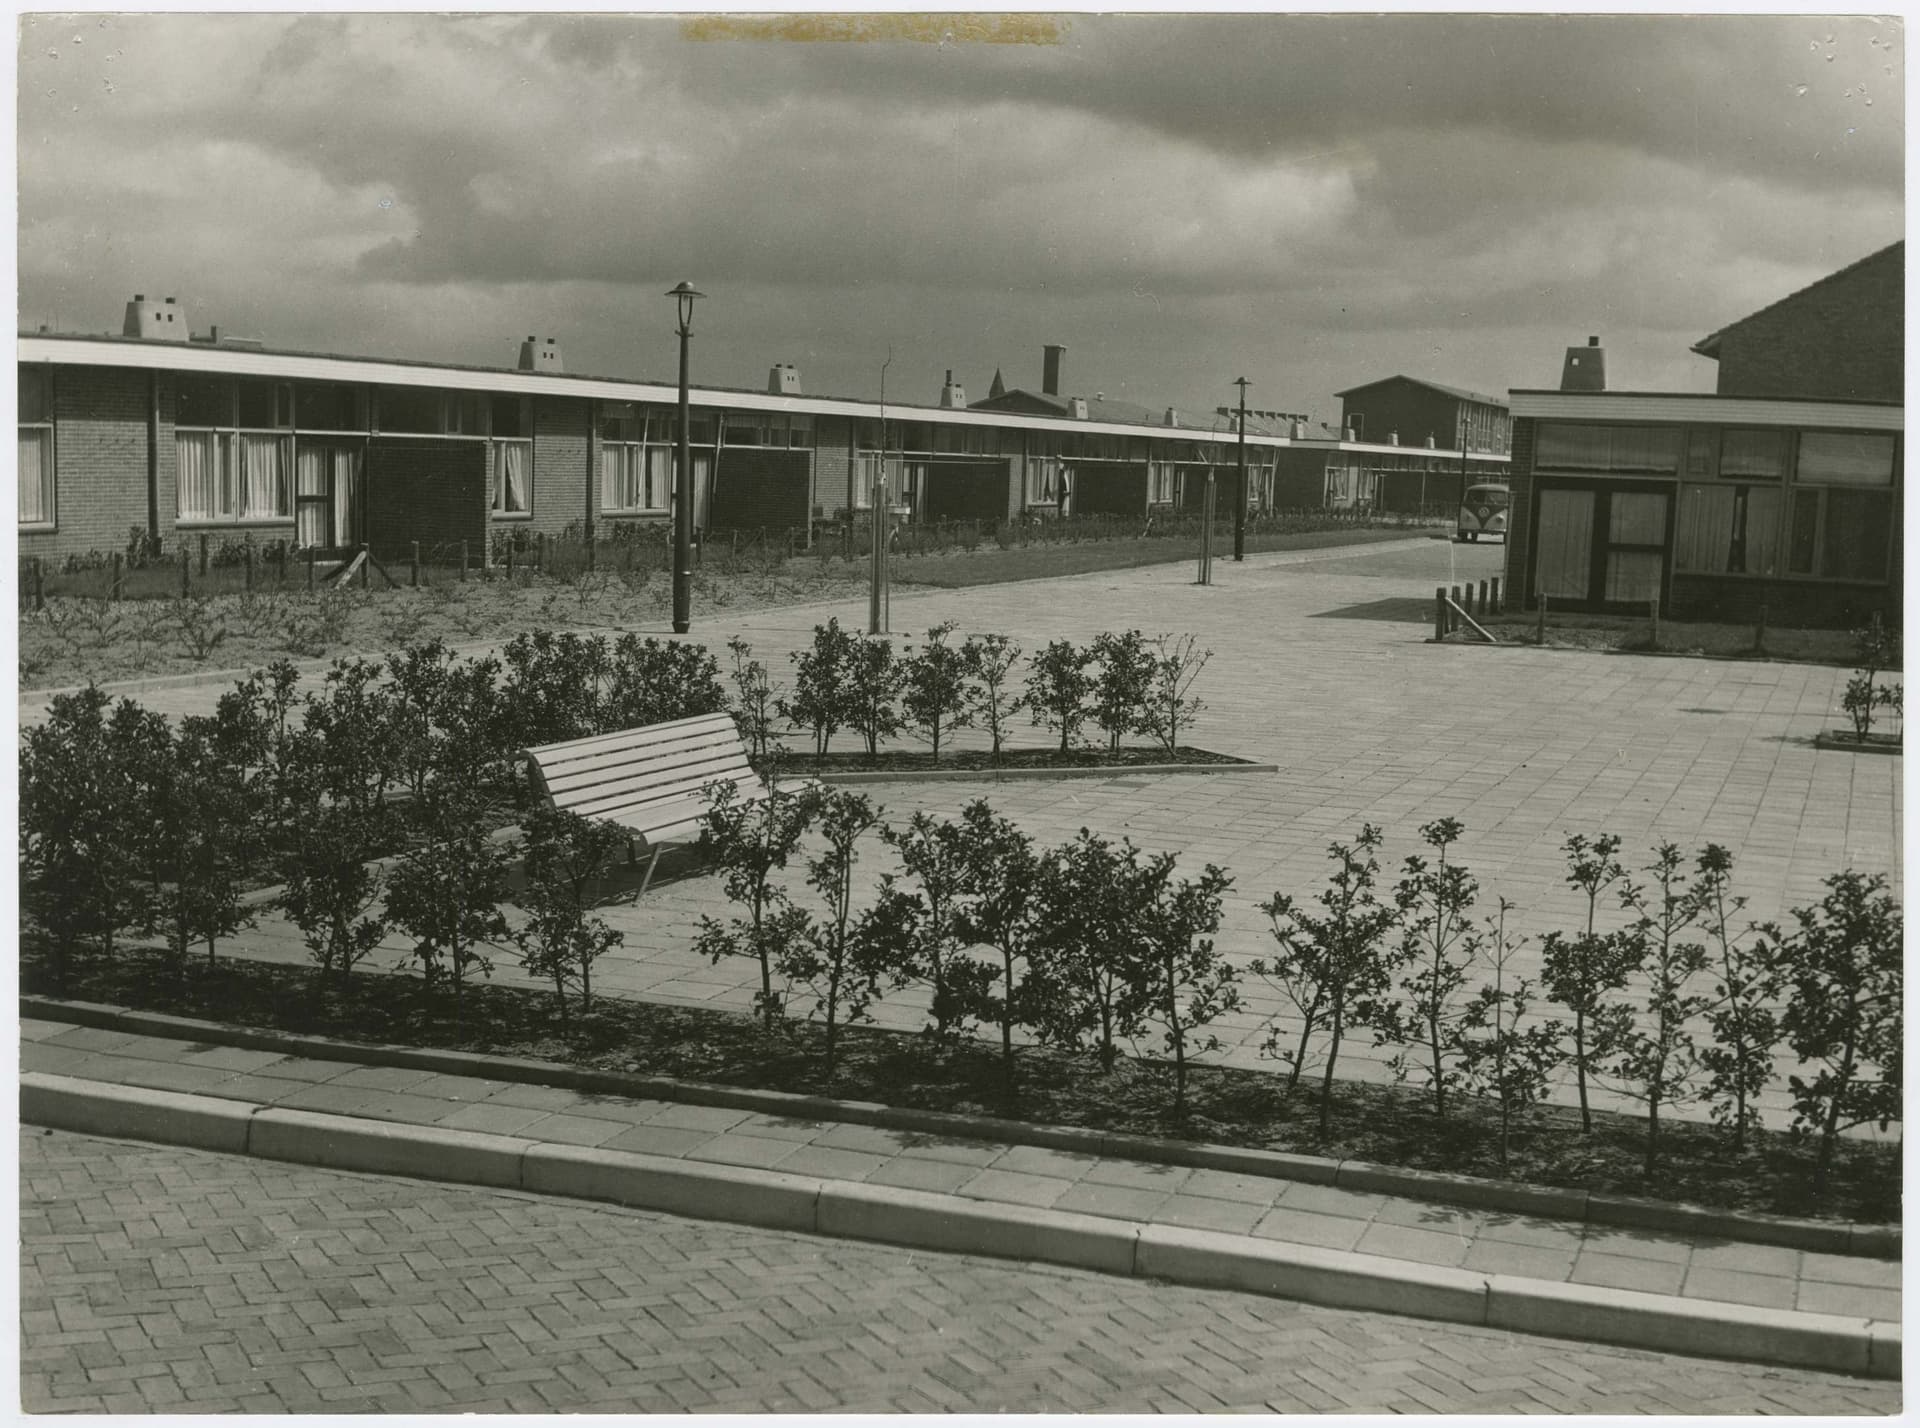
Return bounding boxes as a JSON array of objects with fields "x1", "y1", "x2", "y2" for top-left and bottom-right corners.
[
  {"x1": 1691, "y1": 241, "x2": 1904, "y2": 360},
  {"x1": 1333, "y1": 374, "x2": 1507, "y2": 408}
]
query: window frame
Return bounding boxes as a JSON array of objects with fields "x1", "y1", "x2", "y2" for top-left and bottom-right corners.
[
  {"x1": 174, "y1": 379, "x2": 296, "y2": 526},
  {"x1": 491, "y1": 434, "x2": 534, "y2": 518},
  {"x1": 18, "y1": 365, "x2": 55, "y2": 530}
]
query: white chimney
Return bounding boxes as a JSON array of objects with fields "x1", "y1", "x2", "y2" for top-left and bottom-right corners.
[
  {"x1": 767, "y1": 363, "x2": 802, "y2": 395},
  {"x1": 938, "y1": 369, "x2": 967, "y2": 408},
  {"x1": 518, "y1": 336, "x2": 563, "y2": 372},
  {"x1": 1068, "y1": 396, "x2": 1088, "y2": 420},
  {"x1": 122, "y1": 293, "x2": 189, "y2": 343}
]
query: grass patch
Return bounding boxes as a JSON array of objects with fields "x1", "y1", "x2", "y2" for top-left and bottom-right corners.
[{"x1": 26, "y1": 940, "x2": 1897, "y2": 1226}]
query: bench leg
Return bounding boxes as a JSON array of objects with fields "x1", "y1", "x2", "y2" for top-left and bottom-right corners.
[{"x1": 638, "y1": 845, "x2": 666, "y2": 897}]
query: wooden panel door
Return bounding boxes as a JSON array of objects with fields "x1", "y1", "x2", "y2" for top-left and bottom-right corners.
[{"x1": 1534, "y1": 488, "x2": 1594, "y2": 599}]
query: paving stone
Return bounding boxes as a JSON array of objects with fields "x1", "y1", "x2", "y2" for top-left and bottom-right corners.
[
  {"x1": 682, "y1": 1135, "x2": 804, "y2": 1171},
  {"x1": 1462, "y1": 1238, "x2": 1578, "y2": 1281},
  {"x1": 1273, "y1": 1181, "x2": 1384, "y2": 1220},
  {"x1": 1680, "y1": 1266, "x2": 1799, "y2": 1311},
  {"x1": 1796, "y1": 1251, "x2": 1902, "y2": 1292},
  {"x1": 1352, "y1": 1221, "x2": 1472, "y2": 1268},
  {"x1": 1569, "y1": 1251, "x2": 1687, "y2": 1297},
  {"x1": 1794, "y1": 1281, "x2": 1901, "y2": 1321},
  {"x1": 434, "y1": 1104, "x2": 556, "y2": 1137},
  {"x1": 771, "y1": 1145, "x2": 889, "y2": 1182},
  {"x1": 955, "y1": 1168, "x2": 1072, "y2": 1210},
  {"x1": 1250, "y1": 1208, "x2": 1367, "y2": 1252},
  {"x1": 1154, "y1": 1195, "x2": 1268, "y2": 1236},
  {"x1": 511, "y1": 1115, "x2": 628, "y2": 1149},
  {"x1": 1048, "y1": 1182, "x2": 1171, "y2": 1223},
  {"x1": 859, "y1": 1157, "x2": 981, "y2": 1195},
  {"x1": 597, "y1": 1126, "x2": 719, "y2": 1159}
]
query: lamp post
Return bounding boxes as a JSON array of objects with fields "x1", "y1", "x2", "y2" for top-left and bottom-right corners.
[
  {"x1": 667, "y1": 281, "x2": 704, "y2": 635},
  {"x1": 1232, "y1": 376, "x2": 1249, "y2": 562}
]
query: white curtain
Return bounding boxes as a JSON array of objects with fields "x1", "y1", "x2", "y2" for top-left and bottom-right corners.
[
  {"x1": 646, "y1": 446, "x2": 673, "y2": 511},
  {"x1": 600, "y1": 446, "x2": 625, "y2": 510},
  {"x1": 497, "y1": 440, "x2": 530, "y2": 512},
  {"x1": 332, "y1": 446, "x2": 360, "y2": 544},
  {"x1": 18, "y1": 427, "x2": 51, "y2": 523},
  {"x1": 239, "y1": 433, "x2": 286, "y2": 517},
  {"x1": 296, "y1": 443, "x2": 330, "y2": 547},
  {"x1": 176, "y1": 431, "x2": 220, "y2": 520}
]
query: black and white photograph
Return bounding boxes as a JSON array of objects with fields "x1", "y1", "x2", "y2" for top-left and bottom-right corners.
[{"x1": 15, "y1": 9, "x2": 1904, "y2": 1414}]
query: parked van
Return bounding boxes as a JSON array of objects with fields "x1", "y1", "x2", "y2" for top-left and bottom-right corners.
[{"x1": 1456, "y1": 482, "x2": 1510, "y2": 541}]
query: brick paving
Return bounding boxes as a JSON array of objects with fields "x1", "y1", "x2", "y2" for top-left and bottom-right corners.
[
  {"x1": 21, "y1": 537, "x2": 1903, "y2": 1127},
  {"x1": 19, "y1": 1130, "x2": 1902, "y2": 1414},
  {"x1": 23, "y1": 1017, "x2": 1902, "y2": 1322}
]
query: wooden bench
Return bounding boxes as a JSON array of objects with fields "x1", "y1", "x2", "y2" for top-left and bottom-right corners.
[{"x1": 523, "y1": 711, "x2": 770, "y2": 894}]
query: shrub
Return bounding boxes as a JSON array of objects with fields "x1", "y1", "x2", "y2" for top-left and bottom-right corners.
[
  {"x1": 1610, "y1": 843, "x2": 1710, "y2": 1175},
  {"x1": 502, "y1": 631, "x2": 611, "y2": 747},
  {"x1": 900, "y1": 622, "x2": 977, "y2": 766},
  {"x1": 383, "y1": 826, "x2": 509, "y2": 1011},
  {"x1": 949, "y1": 800, "x2": 1046, "y2": 1096},
  {"x1": 726, "y1": 637, "x2": 782, "y2": 762},
  {"x1": 844, "y1": 634, "x2": 905, "y2": 762},
  {"x1": 694, "y1": 780, "x2": 822, "y2": 1030},
  {"x1": 1090, "y1": 629, "x2": 1155, "y2": 753},
  {"x1": 301, "y1": 657, "x2": 398, "y2": 818},
  {"x1": 1773, "y1": 871, "x2": 1902, "y2": 1189},
  {"x1": 1026, "y1": 829, "x2": 1161, "y2": 1074},
  {"x1": 151, "y1": 716, "x2": 255, "y2": 973},
  {"x1": 963, "y1": 633, "x2": 1025, "y2": 763},
  {"x1": 781, "y1": 618, "x2": 858, "y2": 759},
  {"x1": 875, "y1": 811, "x2": 998, "y2": 1040},
  {"x1": 1841, "y1": 617, "x2": 1901, "y2": 740},
  {"x1": 1024, "y1": 639, "x2": 1094, "y2": 753},
  {"x1": 1455, "y1": 898, "x2": 1564, "y2": 1170},
  {"x1": 171, "y1": 596, "x2": 229, "y2": 661},
  {"x1": 1539, "y1": 833, "x2": 1637, "y2": 1135},
  {"x1": 1136, "y1": 855, "x2": 1236, "y2": 1121},
  {"x1": 1141, "y1": 633, "x2": 1211, "y2": 756},
  {"x1": 605, "y1": 635, "x2": 725, "y2": 729},
  {"x1": 512, "y1": 807, "x2": 630, "y2": 1019},
  {"x1": 780, "y1": 789, "x2": 886, "y2": 1077},
  {"x1": 1375, "y1": 818, "x2": 1478, "y2": 1120},
  {"x1": 1694, "y1": 845, "x2": 1780, "y2": 1151},
  {"x1": 1250, "y1": 824, "x2": 1400, "y2": 1135}
]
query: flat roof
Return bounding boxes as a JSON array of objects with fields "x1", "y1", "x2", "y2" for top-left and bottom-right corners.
[{"x1": 1508, "y1": 389, "x2": 1902, "y2": 431}]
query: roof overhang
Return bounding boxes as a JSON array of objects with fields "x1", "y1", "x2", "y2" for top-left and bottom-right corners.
[
  {"x1": 1508, "y1": 389, "x2": 1902, "y2": 432},
  {"x1": 19, "y1": 335, "x2": 1295, "y2": 449}
]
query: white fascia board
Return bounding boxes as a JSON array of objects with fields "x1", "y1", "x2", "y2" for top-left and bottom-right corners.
[
  {"x1": 18, "y1": 336, "x2": 1292, "y2": 449},
  {"x1": 1288, "y1": 437, "x2": 1511, "y2": 462},
  {"x1": 1509, "y1": 389, "x2": 1903, "y2": 431}
]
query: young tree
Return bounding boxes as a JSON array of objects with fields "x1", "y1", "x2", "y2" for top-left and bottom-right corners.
[
  {"x1": 386, "y1": 638, "x2": 458, "y2": 802},
  {"x1": 502, "y1": 630, "x2": 612, "y2": 746},
  {"x1": 780, "y1": 618, "x2": 858, "y2": 760},
  {"x1": 209, "y1": 659, "x2": 303, "y2": 852},
  {"x1": 1841, "y1": 617, "x2": 1900, "y2": 740},
  {"x1": 1539, "y1": 832, "x2": 1636, "y2": 1134},
  {"x1": 844, "y1": 634, "x2": 905, "y2": 762},
  {"x1": 1141, "y1": 633, "x2": 1212, "y2": 757},
  {"x1": 1249, "y1": 824, "x2": 1400, "y2": 1136},
  {"x1": 1026, "y1": 829, "x2": 1159, "y2": 1073},
  {"x1": 1695, "y1": 844, "x2": 1781, "y2": 1151},
  {"x1": 152, "y1": 716, "x2": 256, "y2": 972},
  {"x1": 1773, "y1": 871, "x2": 1903, "y2": 1190},
  {"x1": 106, "y1": 698, "x2": 174, "y2": 943},
  {"x1": 512, "y1": 806, "x2": 630, "y2": 1019},
  {"x1": 1376, "y1": 819, "x2": 1479, "y2": 1120},
  {"x1": 963, "y1": 633, "x2": 1025, "y2": 764},
  {"x1": 693, "y1": 780, "x2": 822, "y2": 1031},
  {"x1": 302, "y1": 657, "x2": 399, "y2": 818},
  {"x1": 384, "y1": 827, "x2": 509, "y2": 1009},
  {"x1": 1024, "y1": 638, "x2": 1094, "y2": 754},
  {"x1": 780, "y1": 789, "x2": 885, "y2": 1077},
  {"x1": 1089, "y1": 629, "x2": 1155, "y2": 754},
  {"x1": 726, "y1": 636, "x2": 783, "y2": 763},
  {"x1": 1610, "y1": 843, "x2": 1710, "y2": 1176},
  {"x1": 875, "y1": 811, "x2": 998, "y2": 1040},
  {"x1": 1137, "y1": 856, "x2": 1237, "y2": 1121},
  {"x1": 606, "y1": 635, "x2": 726, "y2": 728},
  {"x1": 900, "y1": 622, "x2": 977, "y2": 766},
  {"x1": 950, "y1": 799, "x2": 1046, "y2": 1095},
  {"x1": 1455, "y1": 898, "x2": 1565, "y2": 1170}
]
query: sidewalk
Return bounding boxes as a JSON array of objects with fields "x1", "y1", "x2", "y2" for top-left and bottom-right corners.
[{"x1": 20, "y1": 1016, "x2": 1900, "y2": 1379}]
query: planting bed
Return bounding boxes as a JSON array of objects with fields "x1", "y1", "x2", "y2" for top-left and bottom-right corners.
[
  {"x1": 775, "y1": 745, "x2": 1261, "y2": 776},
  {"x1": 23, "y1": 938, "x2": 1898, "y2": 1227}
]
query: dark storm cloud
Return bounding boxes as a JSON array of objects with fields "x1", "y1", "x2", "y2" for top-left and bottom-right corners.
[{"x1": 15, "y1": 12, "x2": 1904, "y2": 417}]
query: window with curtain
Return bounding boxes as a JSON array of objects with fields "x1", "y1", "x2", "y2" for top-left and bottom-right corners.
[
  {"x1": 1719, "y1": 429, "x2": 1786, "y2": 480},
  {"x1": 1674, "y1": 483, "x2": 1781, "y2": 576},
  {"x1": 1536, "y1": 423, "x2": 1682, "y2": 475},
  {"x1": 176, "y1": 431, "x2": 228, "y2": 521},
  {"x1": 238, "y1": 434, "x2": 291, "y2": 518},
  {"x1": 493, "y1": 439, "x2": 531, "y2": 514},
  {"x1": 18, "y1": 366, "x2": 53, "y2": 526},
  {"x1": 1796, "y1": 431, "x2": 1897, "y2": 486}
]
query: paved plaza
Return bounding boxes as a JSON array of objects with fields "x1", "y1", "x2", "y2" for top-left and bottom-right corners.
[
  {"x1": 19, "y1": 1129, "x2": 1901, "y2": 1414},
  {"x1": 48, "y1": 536, "x2": 1898, "y2": 1125}
]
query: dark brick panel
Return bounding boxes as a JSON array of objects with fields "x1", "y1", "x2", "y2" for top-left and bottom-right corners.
[
  {"x1": 1074, "y1": 463, "x2": 1148, "y2": 516},
  {"x1": 920, "y1": 459, "x2": 1011, "y2": 522},
  {"x1": 366, "y1": 437, "x2": 487, "y2": 562},
  {"x1": 707, "y1": 447, "x2": 812, "y2": 531}
]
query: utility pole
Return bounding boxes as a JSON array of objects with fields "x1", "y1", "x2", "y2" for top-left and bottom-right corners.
[
  {"x1": 1232, "y1": 376, "x2": 1249, "y2": 561},
  {"x1": 667, "y1": 281, "x2": 704, "y2": 634}
]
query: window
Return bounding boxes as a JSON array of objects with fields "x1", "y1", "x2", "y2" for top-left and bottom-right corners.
[
  {"x1": 1149, "y1": 462, "x2": 1176, "y2": 505},
  {"x1": 1719, "y1": 429, "x2": 1786, "y2": 480},
  {"x1": 294, "y1": 383, "x2": 366, "y2": 432},
  {"x1": 1797, "y1": 431, "x2": 1896, "y2": 486},
  {"x1": 1675, "y1": 483, "x2": 1782, "y2": 576},
  {"x1": 1026, "y1": 456, "x2": 1064, "y2": 505},
  {"x1": 176, "y1": 376, "x2": 231, "y2": 428},
  {"x1": 234, "y1": 380, "x2": 282, "y2": 430},
  {"x1": 602, "y1": 444, "x2": 672, "y2": 513},
  {"x1": 1767, "y1": 430, "x2": 1898, "y2": 582},
  {"x1": 492, "y1": 437, "x2": 531, "y2": 515},
  {"x1": 490, "y1": 396, "x2": 531, "y2": 439},
  {"x1": 377, "y1": 386, "x2": 444, "y2": 434},
  {"x1": 19, "y1": 366, "x2": 53, "y2": 526},
  {"x1": 176, "y1": 431, "x2": 293, "y2": 522},
  {"x1": 446, "y1": 393, "x2": 490, "y2": 436},
  {"x1": 1536, "y1": 423, "x2": 1682, "y2": 475}
]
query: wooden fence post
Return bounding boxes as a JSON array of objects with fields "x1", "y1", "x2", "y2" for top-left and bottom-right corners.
[
  {"x1": 1649, "y1": 595, "x2": 1660, "y2": 651},
  {"x1": 198, "y1": 534, "x2": 209, "y2": 576},
  {"x1": 1490, "y1": 575, "x2": 1501, "y2": 613},
  {"x1": 180, "y1": 548, "x2": 190, "y2": 599},
  {"x1": 1434, "y1": 586, "x2": 1448, "y2": 642},
  {"x1": 536, "y1": 531, "x2": 547, "y2": 571},
  {"x1": 1754, "y1": 603, "x2": 1768, "y2": 656},
  {"x1": 359, "y1": 543, "x2": 371, "y2": 590},
  {"x1": 410, "y1": 541, "x2": 420, "y2": 588},
  {"x1": 33, "y1": 557, "x2": 45, "y2": 612},
  {"x1": 506, "y1": 544, "x2": 516, "y2": 582},
  {"x1": 306, "y1": 546, "x2": 316, "y2": 592},
  {"x1": 110, "y1": 552, "x2": 123, "y2": 602},
  {"x1": 460, "y1": 540, "x2": 470, "y2": 582},
  {"x1": 243, "y1": 540, "x2": 254, "y2": 592},
  {"x1": 1536, "y1": 592, "x2": 1548, "y2": 646},
  {"x1": 1477, "y1": 579, "x2": 1488, "y2": 615}
]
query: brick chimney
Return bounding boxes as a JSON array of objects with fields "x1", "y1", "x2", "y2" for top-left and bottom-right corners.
[
  {"x1": 938, "y1": 369, "x2": 966, "y2": 408},
  {"x1": 1561, "y1": 335, "x2": 1607, "y2": 392},
  {"x1": 1042, "y1": 344, "x2": 1066, "y2": 397},
  {"x1": 767, "y1": 363, "x2": 802, "y2": 395},
  {"x1": 518, "y1": 336, "x2": 564, "y2": 372}
]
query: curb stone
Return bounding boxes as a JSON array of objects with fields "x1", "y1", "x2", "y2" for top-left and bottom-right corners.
[
  {"x1": 18, "y1": 1072, "x2": 1896, "y2": 1381},
  {"x1": 816, "y1": 761, "x2": 1278, "y2": 784},
  {"x1": 20, "y1": 994, "x2": 1899, "y2": 1261}
]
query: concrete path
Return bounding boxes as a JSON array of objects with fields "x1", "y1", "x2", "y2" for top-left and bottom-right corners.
[
  {"x1": 24, "y1": 1129, "x2": 1900, "y2": 1414},
  {"x1": 45, "y1": 537, "x2": 1898, "y2": 1130},
  {"x1": 22, "y1": 1018, "x2": 1901, "y2": 1348}
]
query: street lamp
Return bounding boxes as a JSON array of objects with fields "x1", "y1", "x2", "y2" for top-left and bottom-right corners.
[
  {"x1": 1232, "y1": 377, "x2": 1249, "y2": 562},
  {"x1": 666, "y1": 281, "x2": 704, "y2": 635}
]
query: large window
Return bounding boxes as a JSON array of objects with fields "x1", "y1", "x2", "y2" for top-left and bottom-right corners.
[
  {"x1": 599, "y1": 403, "x2": 680, "y2": 514},
  {"x1": 1719, "y1": 429, "x2": 1786, "y2": 480},
  {"x1": 1536, "y1": 423, "x2": 1682, "y2": 475},
  {"x1": 1786, "y1": 430, "x2": 1898, "y2": 582},
  {"x1": 175, "y1": 376, "x2": 293, "y2": 522},
  {"x1": 18, "y1": 366, "x2": 53, "y2": 527}
]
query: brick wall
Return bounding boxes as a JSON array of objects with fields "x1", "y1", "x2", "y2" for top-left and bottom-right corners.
[
  {"x1": 516, "y1": 396, "x2": 591, "y2": 539},
  {"x1": 707, "y1": 447, "x2": 812, "y2": 531},
  {"x1": 920, "y1": 459, "x2": 1011, "y2": 522},
  {"x1": 814, "y1": 416, "x2": 858, "y2": 519},
  {"x1": 1712, "y1": 246, "x2": 1903, "y2": 402},
  {"x1": 19, "y1": 364, "x2": 152, "y2": 563},
  {"x1": 1669, "y1": 573, "x2": 1899, "y2": 629},
  {"x1": 1502, "y1": 417, "x2": 1537, "y2": 605},
  {"x1": 366, "y1": 437, "x2": 487, "y2": 562}
]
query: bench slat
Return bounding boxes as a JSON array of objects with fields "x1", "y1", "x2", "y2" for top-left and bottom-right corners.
[
  {"x1": 526, "y1": 712, "x2": 739, "y2": 761},
  {"x1": 542, "y1": 752, "x2": 758, "y2": 807},
  {"x1": 538, "y1": 733, "x2": 750, "y2": 786}
]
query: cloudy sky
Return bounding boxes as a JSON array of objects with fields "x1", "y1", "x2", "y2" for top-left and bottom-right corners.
[{"x1": 17, "y1": 12, "x2": 1904, "y2": 424}]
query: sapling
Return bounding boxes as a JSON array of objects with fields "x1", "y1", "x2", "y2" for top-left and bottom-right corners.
[
  {"x1": 1377, "y1": 818, "x2": 1479, "y2": 1120},
  {"x1": 1142, "y1": 633, "x2": 1211, "y2": 757},
  {"x1": 694, "y1": 780, "x2": 822, "y2": 1031},
  {"x1": 963, "y1": 633, "x2": 1025, "y2": 764},
  {"x1": 383, "y1": 822, "x2": 509, "y2": 1010},
  {"x1": 900, "y1": 622, "x2": 977, "y2": 766},
  {"x1": 1694, "y1": 844, "x2": 1781, "y2": 1151},
  {"x1": 844, "y1": 635, "x2": 906, "y2": 762},
  {"x1": 950, "y1": 800, "x2": 1045, "y2": 1096},
  {"x1": 1455, "y1": 898, "x2": 1565, "y2": 1170},
  {"x1": 876, "y1": 811, "x2": 996, "y2": 1039},
  {"x1": 1539, "y1": 832, "x2": 1636, "y2": 1134},
  {"x1": 1774, "y1": 871, "x2": 1903, "y2": 1191},
  {"x1": 512, "y1": 807, "x2": 631, "y2": 1018},
  {"x1": 726, "y1": 637, "x2": 782, "y2": 762},
  {"x1": 277, "y1": 724, "x2": 394, "y2": 993},
  {"x1": 1609, "y1": 843, "x2": 1710, "y2": 1176},
  {"x1": 1090, "y1": 629, "x2": 1155, "y2": 753},
  {"x1": 1025, "y1": 829, "x2": 1160, "y2": 1073},
  {"x1": 1137, "y1": 855, "x2": 1237, "y2": 1121},
  {"x1": 1024, "y1": 639, "x2": 1094, "y2": 753},
  {"x1": 781, "y1": 618, "x2": 858, "y2": 759},
  {"x1": 780, "y1": 789, "x2": 885, "y2": 1077},
  {"x1": 152, "y1": 716, "x2": 255, "y2": 973},
  {"x1": 1249, "y1": 824, "x2": 1399, "y2": 1136}
]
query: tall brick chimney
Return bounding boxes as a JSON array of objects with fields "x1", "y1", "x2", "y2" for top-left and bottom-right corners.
[
  {"x1": 1042, "y1": 344, "x2": 1066, "y2": 397},
  {"x1": 1561, "y1": 335, "x2": 1607, "y2": 392}
]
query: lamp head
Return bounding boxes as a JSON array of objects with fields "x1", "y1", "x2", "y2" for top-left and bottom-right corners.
[{"x1": 665, "y1": 280, "x2": 706, "y2": 332}]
